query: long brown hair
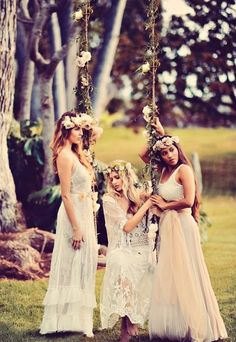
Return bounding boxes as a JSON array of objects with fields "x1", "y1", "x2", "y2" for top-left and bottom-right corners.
[
  {"x1": 155, "y1": 135, "x2": 200, "y2": 222},
  {"x1": 50, "y1": 111, "x2": 94, "y2": 176}
]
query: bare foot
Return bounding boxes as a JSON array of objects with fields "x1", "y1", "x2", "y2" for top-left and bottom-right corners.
[
  {"x1": 119, "y1": 317, "x2": 131, "y2": 342},
  {"x1": 126, "y1": 316, "x2": 139, "y2": 337}
]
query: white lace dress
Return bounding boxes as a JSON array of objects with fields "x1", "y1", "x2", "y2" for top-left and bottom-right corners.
[
  {"x1": 40, "y1": 159, "x2": 98, "y2": 336},
  {"x1": 149, "y1": 165, "x2": 228, "y2": 342},
  {"x1": 100, "y1": 194, "x2": 153, "y2": 329}
]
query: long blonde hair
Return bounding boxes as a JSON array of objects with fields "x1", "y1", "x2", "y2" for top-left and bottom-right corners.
[
  {"x1": 50, "y1": 111, "x2": 94, "y2": 177},
  {"x1": 106, "y1": 160, "x2": 143, "y2": 214}
]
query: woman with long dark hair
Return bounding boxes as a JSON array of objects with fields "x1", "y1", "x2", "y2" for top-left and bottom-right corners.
[
  {"x1": 40, "y1": 111, "x2": 100, "y2": 337},
  {"x1": 140, "y1": 134, "x2": 228, "y2": 341}
]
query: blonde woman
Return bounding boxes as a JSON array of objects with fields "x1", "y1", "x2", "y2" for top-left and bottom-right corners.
[
  {"x1": 100, "y1": 161, "x2": 153, "y2": 342},
  {"x1": 40, "y1": 111, "x2": 99, "y2": 337}
]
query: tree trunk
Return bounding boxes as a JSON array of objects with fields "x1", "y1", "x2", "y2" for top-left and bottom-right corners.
[
  {"x1": 91, "y1": 0, "x2": 127, "y2": 119},
  {"x1": 39, "y1": 75, "x2": 56, "y2": 187},
  {"x1": 29, "y1": 0, "x2": 78, "y2": 186},
  {"x1": 0, "y1": 0, "x2": 18, "y2": 232},
  {"x1": 16, "y1": 20, "x2": 35, "y2": 121},
  {"x1": 191, "y1": 152, "x2": 203, "y2": 194},
  {"x1": 51, "y1": 12, "x2": 67, "y2": 120},
  {"x1": 66, "y1": 40, "x2": 79, "y2": 110}
]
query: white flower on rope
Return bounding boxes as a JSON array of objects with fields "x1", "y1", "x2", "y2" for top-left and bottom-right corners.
[
  {"x1": 142, "y1": 105, "x2": 152, "y2": 122},
  {"x1": 76, "y1": 51, "x2": 92, "y2": 68},
  {"x1": 148, "y1": 223, "x2": 158, "y2": 242},
  {"x1": 81, "y1": 76, "x2": 89, "y2": 86},
  {"x1": 74, "y1": 9, "x2": 83, "y2": 21},
  {"x1": 141, "y1": 61, "x2": 151, "y2": 73},
  {"x1": 91, "y1": 192, "x2": 100, "y2": 213}
]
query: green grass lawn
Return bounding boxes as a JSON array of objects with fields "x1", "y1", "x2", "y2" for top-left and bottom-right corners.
[
  {"x1": 0, "y1": 196, "x2": 235, "y2": 342},
  {"x1": 94, "y1": 126, "x2": 236, "y2": 168}
]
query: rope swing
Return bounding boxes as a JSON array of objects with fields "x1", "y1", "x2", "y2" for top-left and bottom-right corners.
[{"x1": 141, "y1": 0, "x2": 161, "y2": 194}]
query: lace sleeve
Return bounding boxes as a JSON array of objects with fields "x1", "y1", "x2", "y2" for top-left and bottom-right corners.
[{"x1": 102, "y1": 195, "x2": 128, "y2": 249}]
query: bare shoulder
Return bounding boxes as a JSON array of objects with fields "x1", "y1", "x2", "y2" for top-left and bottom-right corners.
[
  {"x1": 178, "y1": 164, "x2": 194, "y2": 178},
  {"x1": 57, "y1": 149, "x2": 74, "y2": 168}
]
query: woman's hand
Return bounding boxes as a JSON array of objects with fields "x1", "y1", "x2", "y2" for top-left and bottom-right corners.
[
  {"x1": 152, "y1": 117, "x2": 165, "y2": 136},
  {"x1": 150, "y1": 195, "x2": 167, "y2": 210},
  {"x1": 72, "y1": 228, "x2": 84, "y2": 250},
  {"x1": 144, "y1": 198, "x2": 153, "y2": 210},
  {"x1": 150, "y1": 205, "x2": 163, "y2": 217}
]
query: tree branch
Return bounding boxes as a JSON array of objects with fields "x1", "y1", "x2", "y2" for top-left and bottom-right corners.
[
  {"x1": 48, "y1": 22, "x2": 78, "y2": 77},
  {"x1": 30, "y1": 0, "x2": 57, "y2": 69}
]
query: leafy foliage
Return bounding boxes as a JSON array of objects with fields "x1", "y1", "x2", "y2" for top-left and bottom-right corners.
[
  {"x1": 160, "y1": 0, "x2": 236, "y2": 125},
  {"x1": 27, "y1": 185, "x2": 61, "y2": 231},
  {"x1": 93, "y1": 0, "x2": 235, "y2": 126},
  {"x1": 7, "y1": 119, "x2": 44, "y2": 204}
]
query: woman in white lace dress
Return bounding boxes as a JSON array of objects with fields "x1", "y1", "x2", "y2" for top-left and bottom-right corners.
[
  {"x1": 40, "y1": 112, "x2": 99, "y2": 337},
  {"x1": 100, "y1": 160, "x2": 153, "y2": 342},
  {"x1": 140, "y1": 135, "x2": 228, "y2": 341}
]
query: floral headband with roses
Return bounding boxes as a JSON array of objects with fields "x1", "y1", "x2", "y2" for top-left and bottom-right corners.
[
  {"x1": 153, "y1": 136, "x2": 180, "y2": 152},
  {"x1": 62, "y1": 113, "x2": 103, "y2": 143},
  {"x1": 104, "y1": 161, "x2": 133, "y2": 175},
  {"x1": 62, "y1": 113, "x2": 96, "y2": 130}
]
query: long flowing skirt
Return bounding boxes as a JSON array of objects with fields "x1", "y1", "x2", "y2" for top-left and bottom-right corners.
[
  {"x1": 100, "y1": 245, "x2": 152, "y2": 329},
  {"x1": 40, "y1": 196, "x2": 98, "y2": 336},
  {"x1": 149, "y1": 210, "x2": 228, "y2": 342}
]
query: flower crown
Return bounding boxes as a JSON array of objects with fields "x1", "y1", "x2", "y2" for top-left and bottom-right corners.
[
  {"x1": 104, "y1": 161, "x2": 132, "y2": 175},
  {"x1": 62, "y1": 113, "x2": 96, "y2": 130},
  {"x1": 153, "y1": 136, "x2": 180, "y2": 151}
]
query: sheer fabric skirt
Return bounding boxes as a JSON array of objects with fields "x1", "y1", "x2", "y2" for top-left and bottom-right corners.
[
  {"x1": 100, "y1": 245, "x2": 153, "y2": 329},
  {"x1": 40, "y1": 197, "x2": 98, "y2": 335},
  {"x1": 149, "y1": 210, "x2": 227, "y2": 342}
]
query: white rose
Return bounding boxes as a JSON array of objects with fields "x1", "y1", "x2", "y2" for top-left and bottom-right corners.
[
  {"x1": 142, "y1": 105, "x2": 152, "y2": 122},
  {"x1": 75, "y1": 56, "x2": 86, "y2": 68},
  {"x1": 149, "y1": 223, "x2": 157, "y2": 233},
  {"x1": 172, "y1": 136, "x2": 180, "y2": 144},
  {"x1": 81, "y1": 77, "x2": 89, "y2": 86},
  {"x1": 71, "y1": 116, "x2": 83, "y2": 126},
  {"x1": 81, "y1": 51, "x2": 91, "y2": 63},
  {"x1": 141, "y1": 62, "x2": 151, "y2": 73},
  {"x1": 164, "y1": 137, "x2": 172, "y2": 146},
  {"x1": 153, "y1": 140, "x2": 164, "y2": 151},
  {"x1": 74, "y1": 9, "x2": 83, "y2": 21},
  {"x1": 148, "y1": 223, "x2": 158, "y2": 240},
  {"x1": 81, "y1": 113, "x2": 93, "y2": 123},
  {"x1": 62, "y1": 116, "x2": 75, "y2": 129},
  {"x1": 126, "y1": 162, "x2": 132, "y2": 171},
  {"x1": 142, "y1": 105, "x2": 152, "y2": 116},
  {"x1": 90, "y1": 127, "x2": 103, "y2": 143}
]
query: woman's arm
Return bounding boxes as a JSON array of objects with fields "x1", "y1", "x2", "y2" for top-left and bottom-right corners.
[
  {"x1": 139, "y1": 144, "x2": 150, "y2": 163},
  {"x1": 57, "y1": 152, "x2": 83, "y2": 249},
  {"x1": 123, "y1": 199, "x2": 152, "y2": 233},
  {"x1": 151, "y1": 165, "x2": 195, "y2": 211},
  {"x1": 139, "y1": 117, "x2": 165, "y2": 163}
]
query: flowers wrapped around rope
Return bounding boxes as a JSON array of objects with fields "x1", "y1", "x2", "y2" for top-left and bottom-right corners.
[
  {"x1": 73, "y1": 1, "x2": 93, "y2": 116},
  {"x1": 139, "y1": 0, "x2": 162, "y2": 184},
  {"x1": 62, "y1": 113, "x2": 103, "y2": 145},
  {"x1": 139, "y1": 0, "x2": 162, "y2": 252}
]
